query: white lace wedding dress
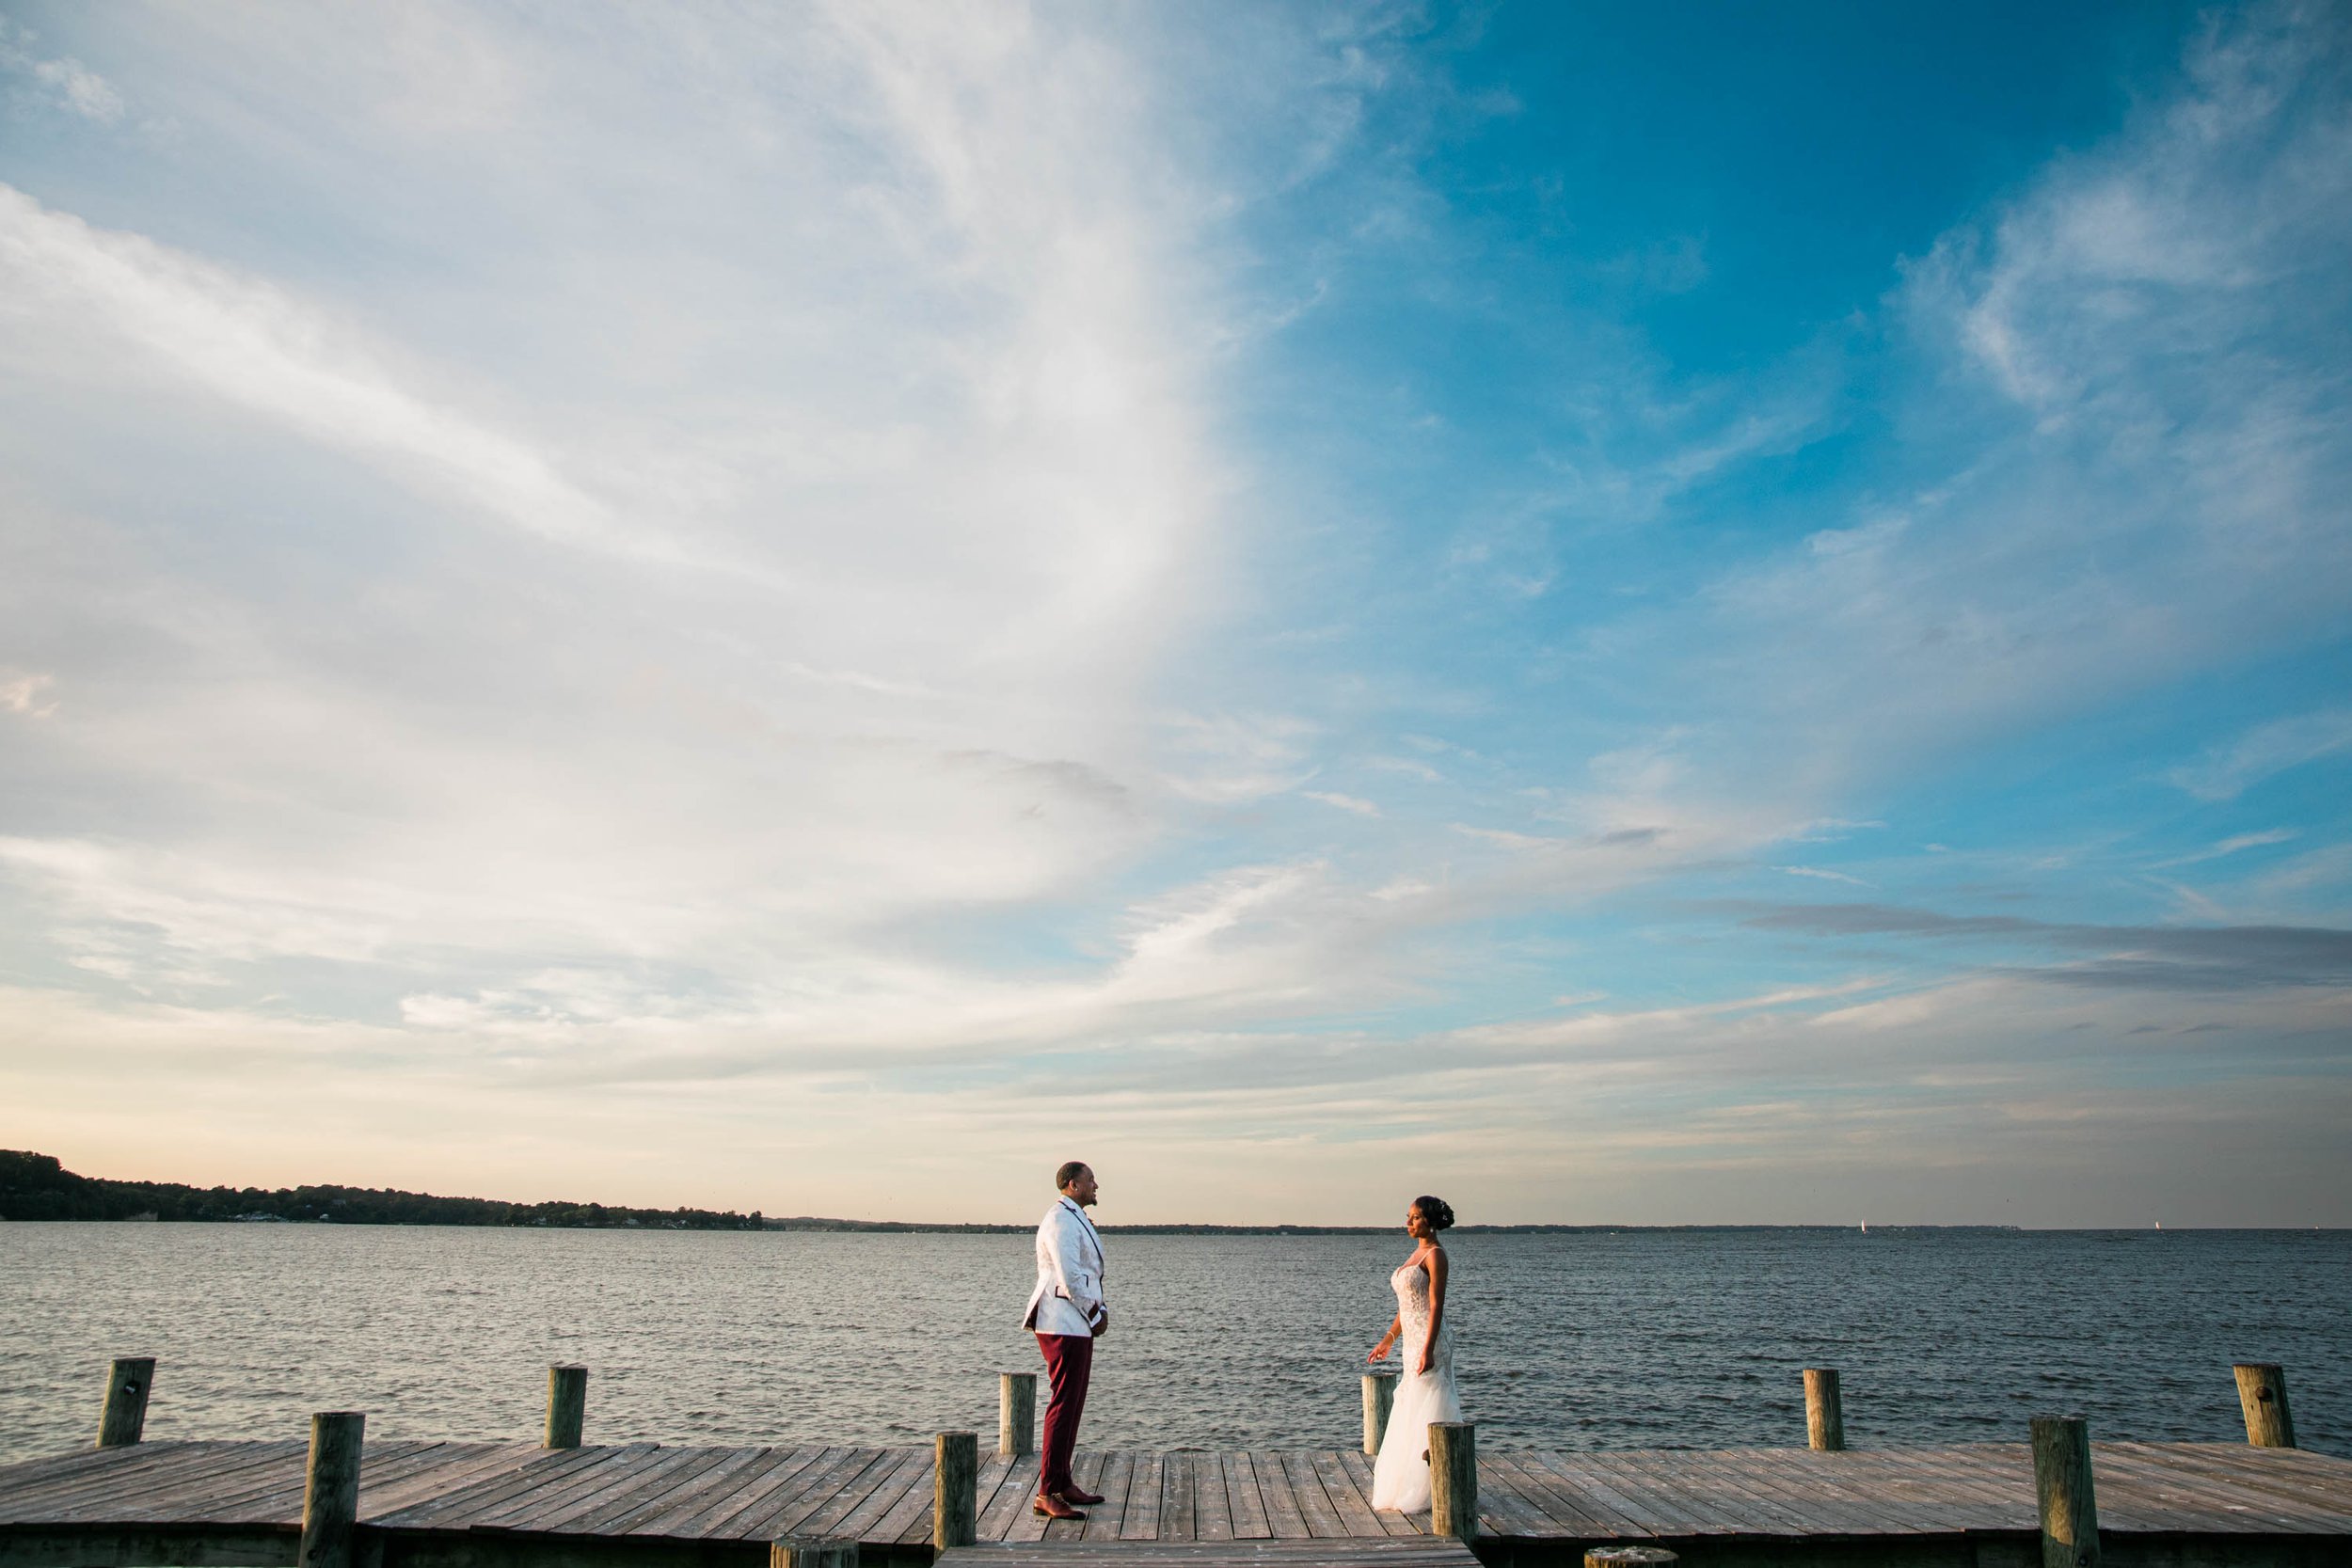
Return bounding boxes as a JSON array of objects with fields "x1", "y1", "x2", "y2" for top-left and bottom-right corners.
[{"x1": 1370, "y1": 1255, "x2": 1464, "y2": 1513}]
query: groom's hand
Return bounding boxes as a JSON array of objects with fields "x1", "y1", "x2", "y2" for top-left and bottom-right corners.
[{"x1": 1091, "y1": 1307, "x2": 1110, "y2": 1338}]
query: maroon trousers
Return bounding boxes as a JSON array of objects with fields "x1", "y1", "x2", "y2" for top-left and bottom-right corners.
[{"x1": 1035, "y1": 1332, "x2": 1094, "y2": 1497}]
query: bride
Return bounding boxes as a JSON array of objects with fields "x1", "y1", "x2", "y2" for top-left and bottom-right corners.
[{"x1": 1366, "y1": 1195, "x2": 1464, "y2": 1513}]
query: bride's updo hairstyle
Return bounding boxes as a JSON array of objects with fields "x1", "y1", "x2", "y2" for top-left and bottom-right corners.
[{"x1": 1411, "y1": 1196, "x2": 1456, "y2": 1230}]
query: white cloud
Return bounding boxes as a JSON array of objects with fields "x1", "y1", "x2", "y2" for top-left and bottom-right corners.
[
  {"x1": 0, "y1": 672, "x2": 57, "y2": 717},
  {"x1": 0, "y1": 4, "x2": 1256, "y2": 1012},
  {"x1": 1304, "y1": 790, "x2": 1380, "y2": 817},
  {"x1": 0, "y1": 183, "x2": 669, "y2": 566},
  {"x1": 2150, "y1": 827, "x2": 2297, "y2": 867},
  {"x1": 1774, "y1": 865, "x2": 1874, "y2": 888},
  {"x1": 0, "y1": 23, "x2": 123, "y2": 123}
]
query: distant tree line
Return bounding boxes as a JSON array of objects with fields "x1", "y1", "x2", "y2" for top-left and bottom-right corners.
[
  {"x1": 5, "y1": 1150, "x2": 2024, "y2": 1233},
  {"x1": 0, "y1": 1150, "x2": 764, "y2": 1229}
]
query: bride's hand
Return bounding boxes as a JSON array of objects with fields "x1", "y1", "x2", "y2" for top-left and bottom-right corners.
[
  {"x1": 1408, "y1": 1346, "x2": 1429, "y2": 1376},
  {"x1": 1367, "y1": 1335, "x2": 1394, "y2": 1364}
]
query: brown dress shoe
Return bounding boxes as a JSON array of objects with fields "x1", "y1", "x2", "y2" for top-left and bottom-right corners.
[
  {"x1": 1062, "y1": 1487, "x2": 1106, "y2": 1505},
  {"x1": 1033, "y1": 1494, "x2": 1088, "y2": 1521}
]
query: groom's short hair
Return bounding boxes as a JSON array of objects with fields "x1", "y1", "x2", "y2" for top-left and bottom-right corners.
[{"x1": 1055, "y1": 1161, "x2": 1089, "y2": 1191}]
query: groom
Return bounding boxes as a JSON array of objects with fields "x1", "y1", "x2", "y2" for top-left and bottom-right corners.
[{"x1": 1023, "y1": 1160, "x2": 1107, "y2": 1520}]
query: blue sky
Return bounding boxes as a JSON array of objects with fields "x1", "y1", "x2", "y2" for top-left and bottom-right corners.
[{"x1": 2, "y1": 1, "x2": 2347, "y2": 1224}]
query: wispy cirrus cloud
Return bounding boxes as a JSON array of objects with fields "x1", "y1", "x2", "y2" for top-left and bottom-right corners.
[
  {"x1": 2169, "y1": 709, "x2": 2352, "y2": 800},
  {"x1": 2150, "y1": 828, "x2": 2297, "y2": 868}
]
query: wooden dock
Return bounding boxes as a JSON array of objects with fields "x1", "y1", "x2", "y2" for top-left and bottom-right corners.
[
  {"x1": 6, "y1": 1435, "x2": 2351, "y2": 1568},
  {"x1": 8, "y1": 1357, "x2": 2345, "y2": 1568}
]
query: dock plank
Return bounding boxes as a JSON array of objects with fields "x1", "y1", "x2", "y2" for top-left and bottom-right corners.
[
  {"x1": 1246, "y1": 1451, "x2": 1308, "y2": 1540},
  {"x1": 2095, "y1": 1442, "x2": 2349, "y2": 1532},
  {"x1": 1190, "y1": 1454, "x2": 1232, "y2": 1544},
  {"x1": 1221, "y1": 1451, "x2": 1272, "y2": 1541},
  {"x1": 16, "y1": 1442, "x2": 296, "y2": 1522},
  {"x1": 1531, "y1": 1450, "x2": 1682, "y2": 1539},
  {"x1": 612, "y1": 1446, "x2": 779, "y2": 1537},
  {"x1": 726, "y1": 1446, "x2": 875, "y2": 1541},
  {"x1": 362, "y1": 1445, "x2": 546, "y2": 1521},
  {"x1": 1523, "y1": 1449, "x2": 1665, "y2": 1537},
  {"x1": 1156, "y1": 1451, "x2": 1196, "y2": 1544},
  {"x1": 468, "y1": 1444, "x2": 669, "y2": 1532},
  {"x1": 1117, "y1": 1454, "x2": 1162, "y2": 1544},
  {"x1": 173, "y1": 1440, "x2": 446, "y2": 1528},
  {"x1": 1, "y1": 1444, "x2": 231, "y2": 1515},
  {"x1": 879, "y1": 1449, "x2": 960, "y2": 1547},
  {"x1": 1042, "y1": 1451, "x2": 1107, "y2": 1545},
  {"x1": 1275, "y1": 1451, "x2": 1345, "y2": 1540},
  {"x1": 483, "y1": 1443, "x2": 674, "y2": 1533},
  {"x1": 1334, "y1": 1451, "x2": 1419, "y2": 1537},
  {"x1": 0, "y1": 1445, "x2": 202, "y2": 1501},
  {"x1": 686, "y1": 1445, "x2": 832, "y2": 1540},
  {"x1": 969, "y1": 1454, "x2": 1041, "y2": 1546},
  {"x1": 763, "y1": 1449, "x2": 896, "y2": 1542},
  {"x1": 803, "y1": 1448, "x2": 929, "y2": 1543},
  {"x1": 1650, "y1": 1448, "x2": 1900, "y2": 1538},
  {"x1": 2141, "y1": 1442, "x2": 2352, "y2": 1520},
  {"x1": 373, "y1": 1445, "x2": 621, "y2": 1530},
  {"x1": 567, "y1": 1448, "x2": 746, "y2": 1536},
  {"x1": 1822, "y1": 1445, "x2": 2023, "y2": 1528},
  {"x1": 38, "y1": 1447, "x2": 286, "y2": 1525},
  {"x1": 1308, "y1": 1451, "x2": 1386, "y2": 1540},
  {"x1": 90, "y1": 1441, "x2": 326, "y2": 1526},
  {"x1": 1478, "y1": 1451, "x2": 1625, "y2": 1537},
  {"x1": 1080, "y1": 1452, "x2": 1133, "y2": 1543},
  {"x1": 1651, "y1": 1449, "x2": 1897, "y2": 1538}
]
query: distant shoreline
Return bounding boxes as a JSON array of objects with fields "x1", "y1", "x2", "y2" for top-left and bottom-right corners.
[
  {"x1": 0, "y1": 1148, "x2": 2055, "y2": 1232},
  {"x1": 0, "y1": 1149, "x2": 2042, "y2": 1230}
]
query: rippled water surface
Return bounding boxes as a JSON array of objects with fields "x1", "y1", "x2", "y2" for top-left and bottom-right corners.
[{"x1": 2, "y1": 1224, "x2": 2344, "y2": 1463}]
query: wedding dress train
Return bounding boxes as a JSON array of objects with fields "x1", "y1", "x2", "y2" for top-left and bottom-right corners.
[{"x1": 1370, "y1": 1256, "x2": 1463, "y2": 1513}]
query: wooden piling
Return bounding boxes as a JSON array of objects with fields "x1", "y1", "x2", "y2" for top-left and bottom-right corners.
[
  {"x1": 298, "y1": 1413, "x2": 365, "y2": 1568},
  {"x1": 771, "y1": 1537, "x2": 857, "y2": 1568},
  {"x1": 95, "y1": 1357, "x2": 155, "y2": 1449},
  {"x1": 1585, "y1": 1550, "x2": 1679, "y2": 1567},
  {"x1": 2233, "y1": 1363, "x2": 2296, "y2": 1449},
  {"x1": 999, "y1": 1372, "x2": 1036, "y2": 1458},
  {"x1": 933, "y1": 1431, "x2": 977, "y2": 1548},
  {"x1": 1361, "y1": 1371, "x2": 1396, "y2": 1457},
  {"x1": 1803, "y1": 1367, "x2": 1845, "y2": 1451},
  {"x1": 545, "y1": 1365, "x2": 587, "y2": 1449},
  {"x1": 2030, "y1": 1415, "x2": 2099, "y2": 1568},
  {"x1": 1428, "y1": 1421, "x2": 1477, "y2": 1542}
]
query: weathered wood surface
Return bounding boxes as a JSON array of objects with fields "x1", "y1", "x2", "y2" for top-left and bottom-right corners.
[
  {"x1": 94, "y1": 1361, "x2": 154, "y2": 1451},
  {"x1": 296, "y1": 1415, "x2": 365, "y2": 1568},
  {"x1": 1798, "y1": 1371, "x2": 1840, "y2": 1455},
  {"x1": 4, "y1": 1439, "x2": 2351, "y2": 1562},
  {"x1": 934, "y1": 1539, "x2": 1481, "y2": 1568},
  {"x1": 546, "y1": 1370, "x2": 589, "y2": 1452},
  {"x1": 2233, "y1": 1364, "x2": 2295, "y2": 1449},
  {"x1": 2029, "y1": 1416, "x2": 2098, "y2": 1567}
]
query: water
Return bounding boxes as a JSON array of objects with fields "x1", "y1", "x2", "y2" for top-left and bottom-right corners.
[{"x1": 2, "y1": 1224, "x2": 2345, "y2": 1464}]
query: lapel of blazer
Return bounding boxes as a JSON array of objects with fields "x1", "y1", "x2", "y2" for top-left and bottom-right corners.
[{"x1": 1062, "y1": 1196, "x2": 1104, "y2": 1275}]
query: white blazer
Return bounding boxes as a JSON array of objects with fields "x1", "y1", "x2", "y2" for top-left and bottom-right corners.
[{"x1": 1022, "y1": 1196, "x2": 1106, "y2": 1337}]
